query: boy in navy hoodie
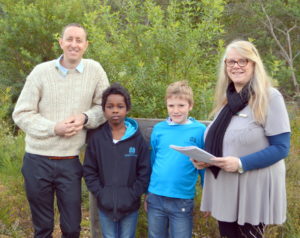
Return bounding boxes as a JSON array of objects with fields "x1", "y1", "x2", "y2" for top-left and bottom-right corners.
[{"x1": 83, "y1": 83, "x2": 151, "y2": 238}]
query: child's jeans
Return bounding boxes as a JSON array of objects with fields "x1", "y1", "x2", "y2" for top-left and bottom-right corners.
[
  {"x1": 147, "y1": 193, "x2": 194, "y2": 238},
  {"x1": 99, "y1": 210, "x2": 138, "y2": 238}
]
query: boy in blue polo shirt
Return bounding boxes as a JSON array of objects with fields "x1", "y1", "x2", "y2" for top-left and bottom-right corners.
[{"x1": 145, "y1": 81, "x2": 206, "y2": 238}]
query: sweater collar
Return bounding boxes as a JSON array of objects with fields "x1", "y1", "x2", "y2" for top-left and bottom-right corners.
[{"x1": 55, "y1": 55, "x2": 84, "y2": 77}]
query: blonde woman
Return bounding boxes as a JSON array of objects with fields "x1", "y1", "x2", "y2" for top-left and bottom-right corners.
[{"x1": 192, "y1": 40, "x2": 291, "y2": 238}]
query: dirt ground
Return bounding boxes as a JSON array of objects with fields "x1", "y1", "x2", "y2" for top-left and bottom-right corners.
[{"x1": 47, "y1": 210, "x2": 91, "y2": 238}]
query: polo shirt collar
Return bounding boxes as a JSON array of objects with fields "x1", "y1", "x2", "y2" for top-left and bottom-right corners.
[
  {"x1": 55, "y1": 55, "x2": 84, "y2": 76},
  {"x1": 166, "y1": 117, "x2": 193, "y2": 125}
]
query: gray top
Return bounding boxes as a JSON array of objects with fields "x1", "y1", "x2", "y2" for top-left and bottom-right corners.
[{"x1": 201, "y1": 88, "x2": 291, "y2": 225}]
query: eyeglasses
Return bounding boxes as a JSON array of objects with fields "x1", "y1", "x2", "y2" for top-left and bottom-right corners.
[{"x1": 224, "y1": 59, "x2": 249, "y2": 67}]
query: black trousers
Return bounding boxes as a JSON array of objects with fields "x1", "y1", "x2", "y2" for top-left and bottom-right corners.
[
  {"x1": 22, "y1": 153, "x2": 82, "y2": 238},
  {"x1": 218, "y1": 220, "x2": 265, "y2": 238}
]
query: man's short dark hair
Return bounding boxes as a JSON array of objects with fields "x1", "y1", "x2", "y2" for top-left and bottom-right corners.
[
  {"x1": 102, "y1": 83, "x2": 131, "y2": 111},
  {"x1": 61, "y1": 23, "x2": 88, "y2": 40}
]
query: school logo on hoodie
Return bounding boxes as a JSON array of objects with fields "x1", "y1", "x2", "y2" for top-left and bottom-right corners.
[{"x1": 125, "y1": 146, "x2": 137, "y2": 157}]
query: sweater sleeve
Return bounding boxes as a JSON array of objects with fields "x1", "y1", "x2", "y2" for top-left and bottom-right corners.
[
  {"x1": 83, "y1": 64, "x2": 109, "y2": 129},
  {"x1": 240, "y1": 132, "x2": 290, "y2": 171},
  {"x1": 12, "y1": 70, "x2": 56, "y2": 138}
]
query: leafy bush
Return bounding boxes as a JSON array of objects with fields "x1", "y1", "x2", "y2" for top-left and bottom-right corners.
[
  {"x1": 84, "y1": 0, "x2": 225, "y2": 119},
  {"x1": 1, "y1": 0, "x2": 225, "y2": 120},
  {"x1": 0, "y1": 0, "x2": 100, "y2": 102}
]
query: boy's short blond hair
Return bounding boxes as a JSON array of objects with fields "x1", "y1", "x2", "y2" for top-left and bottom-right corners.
[{"x1": 165, "y1": 80, "x2": 194, "y2": 106}]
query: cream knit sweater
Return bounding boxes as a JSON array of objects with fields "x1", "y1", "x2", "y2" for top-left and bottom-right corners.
[{"x1": 13, "y1": 59, "x2": 109, "y2": 156}]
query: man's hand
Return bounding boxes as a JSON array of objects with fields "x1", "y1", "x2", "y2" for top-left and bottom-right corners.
[
  {"x1": 54, "y1": 118, "x2": 76, "y2": 137},
  {"x1": 54, "y1": 113, "x2": 86, "y2": 137},
  {"x1": 67, "y1": 113, "x2": 86, "y2": 133},
  {"x1": 211, "y1": 156, "x2": 240, "y2": 172}
]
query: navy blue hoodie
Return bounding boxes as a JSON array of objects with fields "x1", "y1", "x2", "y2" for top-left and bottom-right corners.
[{"x1": 83, "y1": 118, "x2": 151, "y2": 221}]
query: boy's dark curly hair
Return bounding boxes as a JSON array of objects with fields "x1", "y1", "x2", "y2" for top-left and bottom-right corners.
[{"x1": 101, "y1": 83, "x2": 131, "y2": 111}]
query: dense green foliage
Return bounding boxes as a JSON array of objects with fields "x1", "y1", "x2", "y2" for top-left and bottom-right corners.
[
  {"x1": 223, "y1": 0, "x2": 300, "y2": 96},
  {"x1": 0, "y1": 0, "x2": 227, "y2": 119},
  {"x1": 1, "y1": 0, "x2": 298, "y2": 119},
  {"x1": 83, "y1": 0, "x2": 225, "y2": 118},
  {"x1": 0, "y1": 0, "x2": 299, "y2": 237}
]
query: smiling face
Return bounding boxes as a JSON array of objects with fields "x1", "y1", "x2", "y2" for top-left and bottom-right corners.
[
  {"x1": 166, "y1": 96, "x2": 193, "y2": 124},
  {"x1": 59, "y1": 26, "x2": 88, "y2": 68},
  {"x1": 225, "y1": 48, "x2": 255, "y2": 92},
  {"x1": 104, "y1": 94, "x2": 127, "y2": 126}
]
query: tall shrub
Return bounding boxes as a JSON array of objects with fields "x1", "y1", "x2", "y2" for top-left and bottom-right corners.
[
  {"x1": 85, "y1": 0, "x2": 225, "y2": 119},
  {"x1": 0, "y1": 0, "x2": 97, "y2": 101}
]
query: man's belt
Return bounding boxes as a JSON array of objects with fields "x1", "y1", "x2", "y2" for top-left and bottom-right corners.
[{"x1": 48, "y1": 156, "x2": 77, "y2": 160}]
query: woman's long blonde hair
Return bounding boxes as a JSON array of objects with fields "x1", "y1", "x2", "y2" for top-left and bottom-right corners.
[{"x1": 212, "y1": 40, "x2": 272, "y2": 124}]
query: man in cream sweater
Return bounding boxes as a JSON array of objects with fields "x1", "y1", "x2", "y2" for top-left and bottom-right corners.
[{"x1": 12, "y1": 23, "x2": 109, "y2": 238}]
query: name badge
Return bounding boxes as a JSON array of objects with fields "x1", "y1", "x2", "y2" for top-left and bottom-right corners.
[{"x1": 236, "y1": 113, "x2": 248, "y2": 118}]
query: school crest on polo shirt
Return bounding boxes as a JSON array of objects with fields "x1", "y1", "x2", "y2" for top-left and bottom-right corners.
[{"x1": 189, "y1": 137, "x2": 196, "y2": 143}]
